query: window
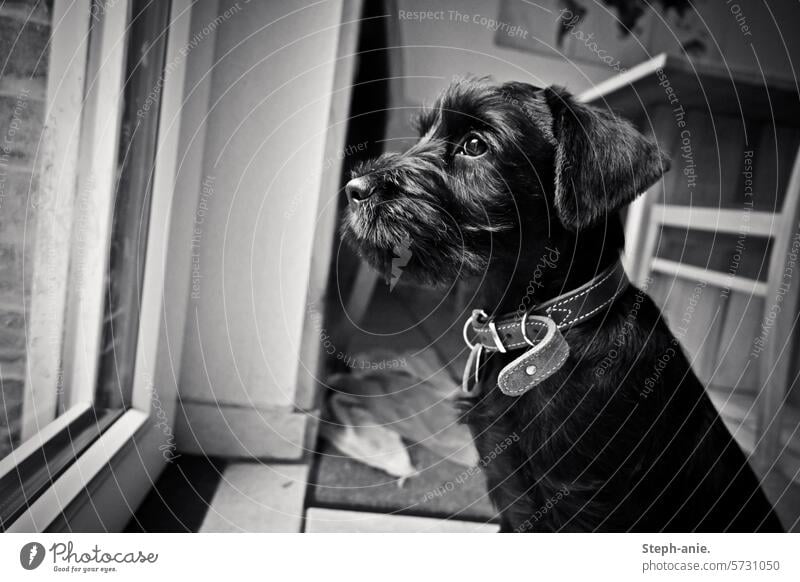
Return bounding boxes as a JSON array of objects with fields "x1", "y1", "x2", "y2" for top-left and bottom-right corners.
[
  {"x1": 95, "y1": 0, "x2": 171, "y2": 409},
  {"x1": 0, "y1": 0, "x2": 189, "y2": 532}
]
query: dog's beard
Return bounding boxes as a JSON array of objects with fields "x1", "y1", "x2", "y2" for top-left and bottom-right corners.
[{"x1": 342, "y1": 196, "x2": 491, "y2": 287}]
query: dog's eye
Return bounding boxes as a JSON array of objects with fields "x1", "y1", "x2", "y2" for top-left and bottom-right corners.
[{"x1": 457, "y1": 134, "x2": 488, "y2": 158}]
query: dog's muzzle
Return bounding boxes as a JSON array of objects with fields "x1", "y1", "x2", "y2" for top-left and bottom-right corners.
[{"x1": 462, "y1": 259, "x2": 629, "y2": 397}]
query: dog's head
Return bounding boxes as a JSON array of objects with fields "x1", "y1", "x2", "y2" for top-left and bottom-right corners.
[{"x1": 341, "y1": 78, "x2": 669, "y2": 287}]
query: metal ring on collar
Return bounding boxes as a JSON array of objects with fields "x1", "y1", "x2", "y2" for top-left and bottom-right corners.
[{"x1": 462, "y1": 309, "x2": 488, "y2": 350}]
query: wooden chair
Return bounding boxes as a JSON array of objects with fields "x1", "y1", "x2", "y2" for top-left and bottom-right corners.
[{"x1": 582, "y1": 54, "x2": 800, "y2": 480}]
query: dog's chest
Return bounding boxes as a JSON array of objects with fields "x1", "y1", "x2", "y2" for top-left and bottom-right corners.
[{"x1": 466, "y1": 358, "x2": 565, "y2": 428}]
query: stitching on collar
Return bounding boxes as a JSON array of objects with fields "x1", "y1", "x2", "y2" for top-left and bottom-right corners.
[
  {"x1": 498, "y1": 348, "x2": 570, "y2": 395},
  {"x1": 542, "y1": 263, "x2": 618, "y2": 312}
]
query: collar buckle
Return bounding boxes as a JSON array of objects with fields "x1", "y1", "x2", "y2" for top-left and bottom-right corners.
[{"x1": 462, "y1": 309, "x2": 508, "y2": 353}]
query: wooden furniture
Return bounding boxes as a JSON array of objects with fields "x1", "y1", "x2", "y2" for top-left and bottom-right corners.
[{"x1": 581, "y1": 54, "x2": 800, "y2": 480}]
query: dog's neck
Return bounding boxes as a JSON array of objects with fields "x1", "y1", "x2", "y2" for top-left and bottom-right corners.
[{"x1": 478, "y1": 219, "x2": 625, "y2": 317}]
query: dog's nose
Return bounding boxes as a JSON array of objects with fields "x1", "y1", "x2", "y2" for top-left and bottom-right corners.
[{"x1": 345, "y1": 176, "x2": 375, "y2": 204}]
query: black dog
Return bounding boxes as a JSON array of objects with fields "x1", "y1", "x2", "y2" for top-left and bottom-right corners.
[{"x1": 342, "y1": 78, "x2": 782, "y2": 532}]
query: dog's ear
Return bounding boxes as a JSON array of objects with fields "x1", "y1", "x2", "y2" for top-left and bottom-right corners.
[{"x1": 543, "y1": 86, "x2": 670, "y2": 230}]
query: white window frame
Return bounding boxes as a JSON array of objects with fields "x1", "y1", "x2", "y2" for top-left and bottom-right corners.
[{"x1": 5, "y1": 0, "x2": 194, "y2": 532}]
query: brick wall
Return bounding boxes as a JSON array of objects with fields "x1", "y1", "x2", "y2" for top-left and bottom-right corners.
[{"x1": 0, "y1": 0, "x2": 51, "y2": 459}]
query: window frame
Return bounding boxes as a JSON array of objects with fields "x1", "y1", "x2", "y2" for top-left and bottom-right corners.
[{"x1": 5, "y1": 0, "x2": 194, "y2": 532}]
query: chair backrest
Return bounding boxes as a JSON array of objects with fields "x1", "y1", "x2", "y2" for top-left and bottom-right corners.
[{"x1": 755, "y1": 147, "x2": 800, "y2": 469}]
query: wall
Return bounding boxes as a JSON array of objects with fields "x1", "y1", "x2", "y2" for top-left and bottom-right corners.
[
  {"x1": 176, "y1": 0, "x2": 348, "y2": 456},
  {"x1": 390, "y1": 0, "x2": 800, "y2": 134},
  {"x1": 394, "y1": 0, "x2": 613, "y2": 107},
  {"x1": 0, "y1": 0, "x2": 50, "y2": 458}
]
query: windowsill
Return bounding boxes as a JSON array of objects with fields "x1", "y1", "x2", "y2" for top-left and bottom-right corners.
[
  {"x1": 5, "y1": 409, "x2": 147, "y2": 532},
  {"x1": 0, "y1": 403, "x2": 91, "y2": 482},
  {"x1": 0, "y1": 406, "x2": 125, "y2": 530}
]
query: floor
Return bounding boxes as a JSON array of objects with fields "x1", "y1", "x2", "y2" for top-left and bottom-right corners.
[
  {"x1": 125, "y1": 454, "x2": 499, "y2": 532},
  {"x1": 307, "y1": 439, "x2": 495, "y2": 523},
  {"x1": 125, "y1": 455, "x2": 226, "y2": 532},
  {"x1": 125, "y1": 450, "x2": 800, "y2": 532}
]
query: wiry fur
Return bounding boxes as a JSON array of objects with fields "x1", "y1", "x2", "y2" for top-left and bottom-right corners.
[{"x1": 341, "y1": 78, "x2": 782, "y2": 532}]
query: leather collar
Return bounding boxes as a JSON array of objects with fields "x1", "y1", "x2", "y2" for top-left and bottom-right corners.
[{"x1": 462, "y1": 259, "x2": 629, "y2": 397}]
